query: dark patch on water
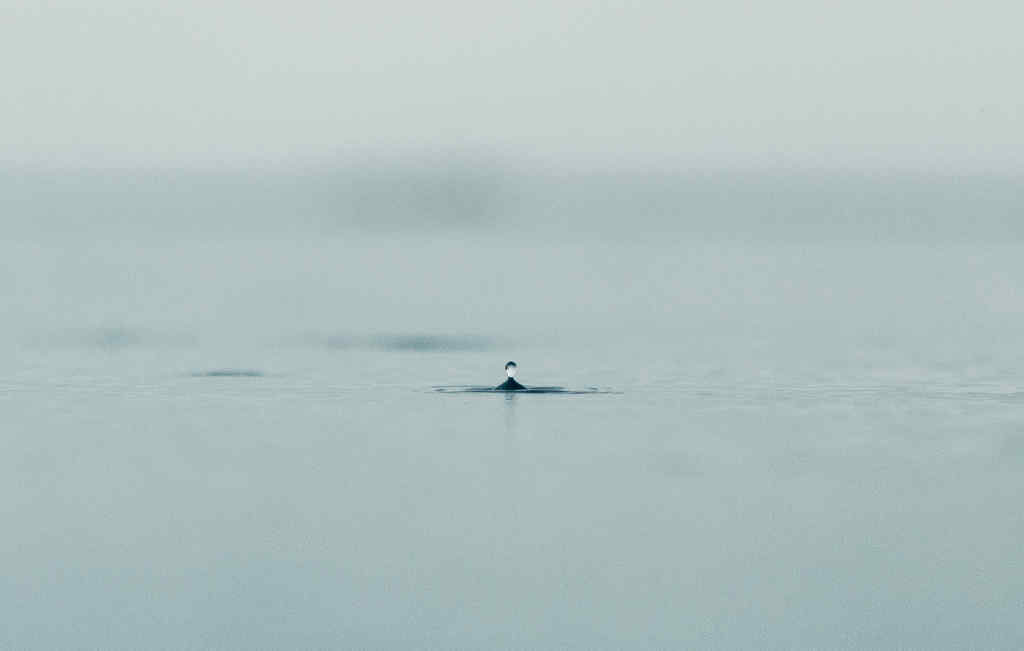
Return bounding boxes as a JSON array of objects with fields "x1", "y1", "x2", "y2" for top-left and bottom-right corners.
[
  {"x1": 324, "y1": 333, "x2": 493, "y2": 352},
  {"x1": 192, "y1": 369, "x2": 265, "y2": 378}
]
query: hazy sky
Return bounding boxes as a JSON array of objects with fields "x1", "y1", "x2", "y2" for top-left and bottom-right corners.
[{"x1": 2, "y1": 0, "x2": 1021, "y2": 171}]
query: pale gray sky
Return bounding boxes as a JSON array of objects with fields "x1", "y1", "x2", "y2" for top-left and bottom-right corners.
[{"x1": 2, "y1": 0, "x2": 1021, "y2": 171}]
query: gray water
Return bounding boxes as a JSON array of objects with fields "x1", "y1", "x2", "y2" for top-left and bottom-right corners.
[{"x1": 3, "y1": 172, "x2": 1024, "y2": 648}]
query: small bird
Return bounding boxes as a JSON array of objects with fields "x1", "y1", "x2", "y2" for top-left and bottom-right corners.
[{"x1": 495, "y1": 361, "x2": 526, "y2": 390}]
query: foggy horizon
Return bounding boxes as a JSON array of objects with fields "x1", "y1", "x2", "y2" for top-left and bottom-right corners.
[
  {"x1": 3, "y1": 1, "x2": 1022, "y2": 173},
  {"x1": 4, "y1": 157, "x2": 1021, "y2": 243}
]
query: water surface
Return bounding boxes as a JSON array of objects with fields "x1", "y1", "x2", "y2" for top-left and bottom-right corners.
[{"x1": 3, "y1": 232, "x2": 1023, "y2": 649}]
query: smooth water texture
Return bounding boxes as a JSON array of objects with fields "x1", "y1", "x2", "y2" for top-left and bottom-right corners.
[{"x1": 3, "y1": 229, "x2": 1024, "y2": 649}]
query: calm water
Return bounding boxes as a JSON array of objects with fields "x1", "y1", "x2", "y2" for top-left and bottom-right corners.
[{"x1": 3, "y1": 233, "x2": 1024, "y2": 648}]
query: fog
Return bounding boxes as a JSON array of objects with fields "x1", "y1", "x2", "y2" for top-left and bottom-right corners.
[
  {"x1": 2, "y1": 0, "x2": 1022, "y2": 171},
  {"x1": 3, "y1": 163, "x2": 1023, "y2": 244}
]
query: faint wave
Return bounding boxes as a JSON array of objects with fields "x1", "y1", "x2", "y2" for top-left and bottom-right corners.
[{"x1": 192, "y1": 369, "x2": 265, "y2": 378}]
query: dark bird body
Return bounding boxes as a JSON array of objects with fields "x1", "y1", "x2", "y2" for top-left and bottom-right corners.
[{"x1": 495, "y1": 377, "x2": 526, "y2": 391}]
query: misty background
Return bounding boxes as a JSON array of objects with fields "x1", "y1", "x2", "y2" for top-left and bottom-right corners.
[
  {"x1": 3, "y1": 0, "x2": 1023, "y2": 170},
  {"x1": 3, "y1": 0, "x2": 1022, "y2": 242}
]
